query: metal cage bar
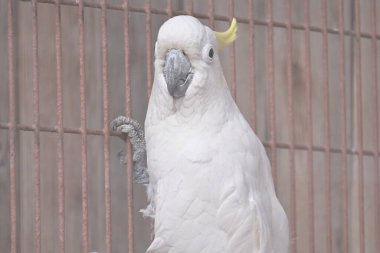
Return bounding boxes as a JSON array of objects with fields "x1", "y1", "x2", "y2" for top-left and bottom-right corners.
[
  {"x1": 320, "y1": 1, "x2": 332, "y2": 253},
  {"x1": 78, "y1": 0, "x2": 90, "y2": 252},
  {"x1": 248, "y1": 0, "x2": 256, "y2": 130},
  {"x1": 31, "y1": 1, "x2": 42, "y2": 252},
  {"x1": 353, "y1": 0, "x2": 365, "y2": 252},
  {"x1": 266, "y1": 0, "x2": 277, "y2": 188},
  {"x1": 370, "y1": 0, "x2": 380, "y2": 251},
  {"x1": 100, "y1": 1, "x2": 112, "y2": 252},
  {"x1": 228, "y1": 0, "x2": 237, "y2": 100},
  {"x1": 302, "y1": 1, "x2": 315, "y2": 252},
  {"x1": 145, "y1": 0, "x2": 153, "y2": 97},
  {"x1": 21, "y1": 0, "x2": 380, "y2": 41},
  {"x1": 207, "y1": 0, "x2": 214, "y2": 27},
  {"x1": 2, "y1": 121, "x2": 380, "y2": 158},
  {"x1": 285, "y1": 0, "x2": 296, "y2": 252},
  {"x1": 1, "y1": 1, "x2": 380, "y2": 253},
  {"x1": 7, "y1": 0, "x2": 17, "y2": 252},
  {"x1": 2, "y1": 122, "x2": 380, "y2": 157},
  {"x1": 123, "y1": 0, "x2": 135, "y2": 252},
  {"x1": 337, "y1": 0, "x2": 349, "y2": 252},
  {"x1": 54, "y1": 1, "x2": 65, "y2": 253}
]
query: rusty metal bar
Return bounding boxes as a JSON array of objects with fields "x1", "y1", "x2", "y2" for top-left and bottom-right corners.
[
  {"x1": 0, "y1": 123, "x2": 105, "y2": 136},
  {"x1": 7, "y1": 0, "x2": 17, "y2": 252},
  {"x1": 266, "y1": 0, "x2": 277, "y2": 187},
  {"x1": 1, "y1": 122, "x2": 379, "y2": 158},
  {"x1": 54, "y1": 0, "x2": 65, "y2": 253},
  {"x1": 78, "y1": 0, "x2": 89, "y2": 252},
  {"x1": 145, "y1": 0, "x2": 153, "y2": 97},
  {"x1": 145, "y1": 0, "x2": 155, "y2": 241},
  {"x1": 31, "y1": 1, "x2": 42, "y2": 252},
  {"x1": 1, "y1": 2, "x2": 379, "y2": 252},
  {"x1": 2, "y1": 122, "x2": 379, "y2": 158},
  {"x1": 228, "y1": 0, "x2": 237, "y2": 100},
  {"x1": 166, "y1": 0, "x2": 173, "y2": 17},
  {"x1": 123, "y1": 0, "x2": 135, "y2": 252},
  {"x1": 303, "y1": 0, "x2": 315, "y2": 252},
  {"x1": 285, "y1": 0, "x2": 296, "y2": 252},
  {"x1": 354, "y1": 0, "x2": 365, "y2": 252},
  {"x1": 337, "y1": 0, "x2": 349, "y2": 252},
  {"x1": 207, "y1": 0, "x2": 214, "y2": 27},
  {"x1": 185, "y1": 0, "x2": 193, "y2": 15},
  {"x1": 22, "y1": 0, "x2": 380, "y2": 41},
  {"x1": 100, "y1": 0, "x2": 112, "y2": 252},
  {"x1": 248, "y1": 0, "x2": 256, "y2": 129},
  {"x1": 370, "y1": 0, "x2": 380, "y2": 250},
  {"x1": 321, "y1": 1, "x2": 332, "y2": 253}
]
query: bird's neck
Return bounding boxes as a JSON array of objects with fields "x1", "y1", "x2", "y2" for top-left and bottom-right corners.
[{"x1": 146, "y1": 72, "x2": 237, "y2": 129}]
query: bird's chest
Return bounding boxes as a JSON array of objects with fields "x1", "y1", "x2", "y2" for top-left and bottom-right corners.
[{"x1": 146, "y1": 122, "x2": 216, "y2": 177}]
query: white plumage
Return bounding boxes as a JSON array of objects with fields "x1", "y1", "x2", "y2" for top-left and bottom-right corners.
[{"x1": 144, "y1": 15, "x2": 289, "y2": 253}]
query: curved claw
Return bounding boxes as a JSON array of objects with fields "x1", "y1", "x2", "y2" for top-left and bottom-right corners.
[{"x1": 111, "y1": 116, "x2": 149, "y2": 184}]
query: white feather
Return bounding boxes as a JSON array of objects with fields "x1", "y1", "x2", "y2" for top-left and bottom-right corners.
[{"x1": 145, "y1": 15, "x2": 289, "y2": 253}]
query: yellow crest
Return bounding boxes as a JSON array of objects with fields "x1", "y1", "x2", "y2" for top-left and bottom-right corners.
[{"x1": 215, "y1": 18, "x2": 237, "y2": 49}]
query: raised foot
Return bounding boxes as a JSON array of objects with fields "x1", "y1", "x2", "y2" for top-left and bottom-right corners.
[{"x1": 111, "y1": 116, "x2": 149, "y2": 184}]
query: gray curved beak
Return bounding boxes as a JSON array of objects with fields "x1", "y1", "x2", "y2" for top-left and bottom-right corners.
[{"x1": 163, "y1": 49, "x2": 194, "y2": 98}]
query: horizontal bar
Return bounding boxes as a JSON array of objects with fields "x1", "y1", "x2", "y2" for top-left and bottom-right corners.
[
  {"x1": 21, "y1": 0, "x2": 380, "y2": 40},
  {"x1": 1, "y1": 122, "x2": 379, "y2": 158}
]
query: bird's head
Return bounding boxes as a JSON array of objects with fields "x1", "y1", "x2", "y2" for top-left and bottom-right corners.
[{"x1": 153, "y1": 15, "x2": 237, "y2": 100}]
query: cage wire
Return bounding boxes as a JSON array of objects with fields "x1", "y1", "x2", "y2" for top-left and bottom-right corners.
[{"x1": 0, "y1": 0, "x2": 380, "y2": 253}]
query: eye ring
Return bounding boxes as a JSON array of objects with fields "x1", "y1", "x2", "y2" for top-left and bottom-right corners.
[{"x1": 202, "y1": 44, "x2": 214, "y2": 63}]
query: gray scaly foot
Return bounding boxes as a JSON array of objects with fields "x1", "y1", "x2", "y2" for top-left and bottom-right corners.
[{"x1": 111, "y1": 116, "x2": 149, "y2": 184}]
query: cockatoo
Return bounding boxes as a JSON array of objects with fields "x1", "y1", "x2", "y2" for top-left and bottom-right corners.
[{"x1": 111, "y1": 15, "x2": 289, "y2": 253}]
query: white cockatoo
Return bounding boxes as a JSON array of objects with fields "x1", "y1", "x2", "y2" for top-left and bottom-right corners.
[{"x1": 112, "y1": 15, "x2": 288, "y2": 253}]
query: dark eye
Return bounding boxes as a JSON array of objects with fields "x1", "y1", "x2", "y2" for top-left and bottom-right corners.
[
  {"x1": 202, "y1": 44, "x2": 214, "y2": 63},
  {"x1": 208, "y1": 48, "x2": 214, "y2": 58}
]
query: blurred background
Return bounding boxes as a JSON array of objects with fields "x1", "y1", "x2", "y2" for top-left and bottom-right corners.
[{"x1": 0, "y1": 0, "x2": 380, "y2": 253}]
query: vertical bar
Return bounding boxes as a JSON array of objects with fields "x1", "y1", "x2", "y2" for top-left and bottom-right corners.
[
  {"x1": 337, "y1": 0, "x2": 349, "y2": 252},
  {"x1": 185, "y1": 0, "x2": 193, "y2": 15},
  {"x1": 144, "y1": 0, "x2": 155, "y2": 240},
  {"x1": 302, "y1": 0, "x2": 314, "y2": 252},
  {"x1": 78, "y1": 1, "x2": 89, "y2": 252},
  {"x1": 7, "y1": 0, "x2": 17, "y2": 252},
  {"x1": 228, "y1": 0, "x2": 237, "y2": 100},
  {"x1": 370, "y1": 0, "x2": 380, "y2": 251},
  {"x1": 31, "y1": 1, "x2": 42, "y2": 253},
  {"x1": 248, "y1": 0, "x2": 256, "y2": 129},
  {"x1": 123, "y1": 1, "x2": 134, "y2": 252},
  {"x1": 354, "y1": 0, "x2": 365, "y2": 252},
  {"x1": 207, "y1": 0, "x2": 214, "y2": 27},
  {"x1": 100, "y1": 1, "x2": 112, "y2": 252},
  {"x1": 166, "y1": 0, "x2": 173, "y2": 17},
  {"x1": 266, "y1": 0, "x2": 277, "y2": 186},
  {"x1": 55, "y1": 1, "x2": 65, "y2": 253},
  {"x1": 145, "y1": 0, "x2": 153, "y2": 97},
  {"x1": 321, "y1": 1, "x2": 332, "y2": 253},
  {"x1": 285, "y1": 0, "x2": 296, "y2": 252}
]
